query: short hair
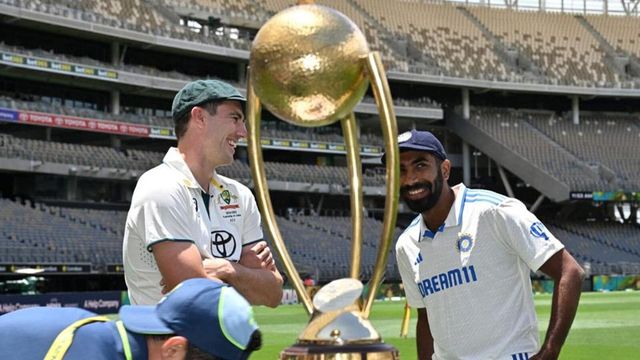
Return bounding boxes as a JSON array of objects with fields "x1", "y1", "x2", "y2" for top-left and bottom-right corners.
[{"x1": 174, "y1": 101, "x2": 222, "y2": 141}]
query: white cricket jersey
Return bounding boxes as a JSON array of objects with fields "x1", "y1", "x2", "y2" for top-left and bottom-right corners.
[
  {"x1": 123, "y1": 147, "x2": 263, "y2": 305},
  {"x1": 396, "y1": 183, "x2": 564, "y2": 360}
]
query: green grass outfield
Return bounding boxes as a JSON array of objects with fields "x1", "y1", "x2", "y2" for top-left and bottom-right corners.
[{"x1": 252, "y1": 290, "x2": 640, "y2": 359}]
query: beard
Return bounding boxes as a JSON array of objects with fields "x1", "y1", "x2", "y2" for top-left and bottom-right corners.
[{"x1": 400, "y1": 168, "x2": 444, "y2": 213}]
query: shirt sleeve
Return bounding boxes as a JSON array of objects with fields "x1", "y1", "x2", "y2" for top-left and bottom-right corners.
[
  {"x1": 131, "y1": 176, "x2": 196, "y2": 251},
  {"x1": 492, "y1": 198, "x2": 564, "y2": 271},
  {"x1": 241, "y1": 187, "x2": 263, "y2": 244},
  {"x1": 396, "y1": 240, "x2": 425, "y2": 308}
]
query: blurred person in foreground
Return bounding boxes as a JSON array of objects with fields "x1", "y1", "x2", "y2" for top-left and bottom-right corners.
[
  {"x1": 386, "y1": 130, "x2": 584, "y2": 360},
  {"x1": 0, "y1": 278, "x2": 261, "y2": 360},
  {"x1": 123, "y1": 79, "x2": 282, "y2": 306}
]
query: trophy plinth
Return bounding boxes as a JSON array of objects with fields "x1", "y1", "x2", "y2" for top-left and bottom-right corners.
[
  {"x1": 280, "y1": 279, "x2": 398, "y2": 360},
  {"x1": 280, "y1": 343, "x2": 399, "y2": 360}
]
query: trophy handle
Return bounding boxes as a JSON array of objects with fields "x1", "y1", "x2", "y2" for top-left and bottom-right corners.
[
  {"x1": 247, "y1": 80, "x2": 314, "y2": 315},
  {"x1": 362, "y1": 51, "x2": 400, "y2": 319},
  {"x1": 341, "y1": 112, "x2": 364, "y2": 280}
]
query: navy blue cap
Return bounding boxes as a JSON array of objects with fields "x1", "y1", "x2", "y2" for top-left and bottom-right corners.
[
  {"x1": 120, "y1": 278, "x2": 260, "y2": 360},
  {"x1": 382, "y1": 129, "x2": 447, "y2": 164}
]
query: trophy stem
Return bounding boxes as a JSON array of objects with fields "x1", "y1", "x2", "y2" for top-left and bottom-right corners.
[
  {"x1": 246, "y1": 80, "x2": 314, "y2": 314},
  {"x1": 340, "y1": 113, "x2": 364, "y2": 281},
  {"x1": 362, "y1": 52, "x2": 400, "y2": 319}
]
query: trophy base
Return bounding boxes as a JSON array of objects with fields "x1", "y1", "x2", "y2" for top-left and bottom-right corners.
[{"x1": 280, "y1": 342, "x2": 399, "y2": 360}]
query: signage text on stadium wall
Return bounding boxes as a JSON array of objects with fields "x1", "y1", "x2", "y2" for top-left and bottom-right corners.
[
  {"x1": 0, "y1": 292, "x2": 123, "y2": 315},
  {"x1": 1, "y1": 51, "x2": 118, "y2": 80}
]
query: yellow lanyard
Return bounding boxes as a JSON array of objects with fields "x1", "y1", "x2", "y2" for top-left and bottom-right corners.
[{"x1": 44, "y1": 316, "x2": 132, "y2": 360}]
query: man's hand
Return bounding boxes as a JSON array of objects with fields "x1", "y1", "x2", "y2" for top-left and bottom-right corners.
[
  {"x1": 202, "y1": 257, "x2": 233, "y2": 282},
  {"x1": 529, "y1": 347, "x2": 559, "y2": 360},
  {"x1": 239, "y1": 241, "x2": 276, "y2": 270}
]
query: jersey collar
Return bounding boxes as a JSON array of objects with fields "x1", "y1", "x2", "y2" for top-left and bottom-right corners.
[
  {"x1": 417, "y1": 183, "x2": 467, "y2": 241},
  {"x1": 162, "y1": 147, "x2": 224, "y2": 194},
  {"x1": 448, "y1": 183, "x2": 467, "y2": 228}
]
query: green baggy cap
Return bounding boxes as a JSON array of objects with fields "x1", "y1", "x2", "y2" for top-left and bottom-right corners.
[{"x1": 171, "y1": 80, "x2": 246, "y2": 121}]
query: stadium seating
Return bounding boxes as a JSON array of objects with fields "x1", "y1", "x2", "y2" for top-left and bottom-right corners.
[
  {"x1": 3, "y1": 0, "x2": 640, "y2": 87},
  {"x1": 0, "y1": 133, "x2": 162, "y2": 170},
  {"x1": 0, "y1": 133, "x2": 386, "y2": 187},
  {"x1": 467, "y1": 108, "x2": 613, "y2": 191},
  {"x1": 526, "y1": 113, "x2": 640, "y2": 190},
  {"x1": 547, "y1": 221, "x2": 640, "y2": 274},
  {"x1": 353, "y1": 0, "x2": 514, "y2": 80},
  {"x1": 0, "y1": 198, "x2": 122, "y2": 266},
  {"x1": 268, "y1": 214, "x2": 401, "y2": 282},
  {"x1": 2, "y1": 195, "x2": 636, "y2": 278},
  {"x1": 586, "y1": 14, "x2": 640, "y2": 59},
  {"x1": 0, "y1": 197, "x2": 401, "y2": 280},
  {"x1": 470, "y1": 7, "x2": 620, "y2": 87}
]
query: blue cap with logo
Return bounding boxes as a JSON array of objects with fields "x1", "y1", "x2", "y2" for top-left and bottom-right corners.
[
  {"x1": 120, "y1": 278, "x2": 260, "y2": 360},
  {"x1": 382, "y1": 129, "x2": 447, "y2": 163}
]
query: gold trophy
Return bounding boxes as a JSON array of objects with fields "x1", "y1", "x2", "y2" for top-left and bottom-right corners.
[{"x1": 246, "y1": 1, "x2": 400, "y2": 359}]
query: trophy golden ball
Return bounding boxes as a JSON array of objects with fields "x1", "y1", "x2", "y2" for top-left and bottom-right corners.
[{"x1": 249, "y1": 4, "x2": 370, "y2": 127}]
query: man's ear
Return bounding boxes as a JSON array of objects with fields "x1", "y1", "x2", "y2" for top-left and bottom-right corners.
[
  {"x1": 190, "y1": 106, "x2": 206, "y2": 130},
  {"x1": 161, "y1": 336, "x2": 188, "y2": 360},
  {"x1": 441, "y1": 159, "x2": 451, "y2": 181}
]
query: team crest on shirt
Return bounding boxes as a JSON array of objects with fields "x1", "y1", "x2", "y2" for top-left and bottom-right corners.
[
  {"x1": 456, "y1": 233, "x2": 474, "y2": 253},
  {"x1": 217, "y1": 190, "x2": 240, "y2": 210},
  {"x1": 215, "y1": 189, "x2": 241, "y2": 222},
  {"x1": 220, "y1": 190, "x2": 232, "y2": 204}
]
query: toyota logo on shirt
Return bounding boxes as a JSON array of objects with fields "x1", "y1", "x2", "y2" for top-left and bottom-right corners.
[{"x1": 210, "y1": 230, "x2": 237, "y2": 258}]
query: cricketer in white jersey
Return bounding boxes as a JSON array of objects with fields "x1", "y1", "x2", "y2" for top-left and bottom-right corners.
[
  {"x1": 123, "y1": 147, "x2": 263, "y2": 305},
  {"x1": 397, "y1": 184, "x2": 564, "y2": 359},
  {"x1": 391, "y1": 129, "x2": 584, "y2": 360}
]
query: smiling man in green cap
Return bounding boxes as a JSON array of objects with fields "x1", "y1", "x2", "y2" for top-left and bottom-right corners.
[{"x1": 123, "y1": 80, "x2": 283, "y2": 308}]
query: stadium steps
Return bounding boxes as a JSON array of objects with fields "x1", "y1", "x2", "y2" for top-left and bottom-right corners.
[
  {"x1": 522, "y1": 115, "x2": 621, "y2": 187},
  {"x1": 519, "y1": 115, "x2": 606, "y2": 180},
  {"x1": 456, "y1": 6, "x2": 542, "y2": 79},
  {"x1": 345, "y1": 0, "x2": 442, "y2": 72}
]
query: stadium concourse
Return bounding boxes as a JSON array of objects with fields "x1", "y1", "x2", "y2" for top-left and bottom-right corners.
[{"x1": 0, "y1": 0, "x2": 638, "y2": 298}]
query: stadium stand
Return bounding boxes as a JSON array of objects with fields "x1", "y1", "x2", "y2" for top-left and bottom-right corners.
[
  {"x1": 525, "y1": 112, "x2": 640, "y2": 190},
  {"x1": 547, "y1": 221, "x2": 640, "y2": 275},
  {"x1": 464, "y1": 108, "x2": 612, "y2": 191},
  {"x1": 1, "y1": 92, "x2": 411, "y2": 147},
  {"x1": 352, "y1": 0, "x2": 513, "y2": 80},
  {"x1": 0, "y1": 133, "x2": 386, "y2": 187},
  {"x1": 2, "y1": 0, "x2": 640, "y2": 87},
  {"x1": 0, "y1": 133, "x2": 161, "y2": 171},
  {"x1": 0, "y1": 196, "x2": 400, "y2": 281},
  {"x1": 0, "y1": 197, "x2": 121, "y2": 266},
  {"x1": 0, "y1": 94, "x2": 174, "y2": 128},
  {"x1": 586, "y1": 14, "x2": 640, "y2": 59},
  {"x1": 0, "y1": 0, "x2": 252, "y2": 49},
  {"x1": 271, "y1": 214, "x2": 400, "y2": 282},
  {"x1": 469, "y1": 7, "x2": 623, "y2": 87}
]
